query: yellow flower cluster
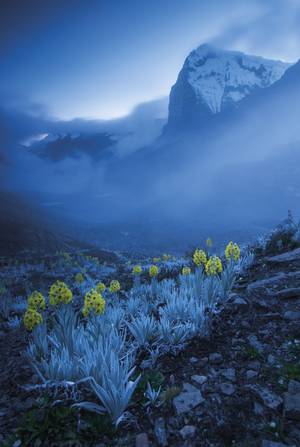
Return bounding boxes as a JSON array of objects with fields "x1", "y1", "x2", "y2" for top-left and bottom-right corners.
[
  {"x1": 225, "y1": 242, "x2": 241, "y2": 262},
  {"x1": 182, "y1": 266, "x2": 191, "y2": 275},
  {"x1": 49, "y1": 281, "x2": 73, "y2": 306},
  {"x1": 132, "y1": 265, "x2": 142, "y2": 275},
  {"x1": 27, "y1": 291, "x2": 46, "y2": 311},
  {"x1": 153, "y1": 257, "x2": 161, "y2": 264},
  {"x1": 75, "y1": 272, "x2": 84, "y2": 283},
  {"x1": 162, "y1": 254, "x2": 171, "y2": 262},
  {"x1": 82, "y1": 289, "x2": 106, "y2": 317},
  {"x1": 109, "y1": 280, "x2": 121, "y2": 293},
  {"x1": 149, "y1": 265, "x2": 159, "y2": 277},
  {"x1": 23, "y1": 308, "x2": 43, "y2": 331},
  {"x1": 193, "y1": 249, "x2": 207, "y2": 267},
  {"x1": 205, "y1": 256, "x2": 223, "y2": 275},
  {"x1": 96, "y1": 282, "x2": 106, "y2": 293}
]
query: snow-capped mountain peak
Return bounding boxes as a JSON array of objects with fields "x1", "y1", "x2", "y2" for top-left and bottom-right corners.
[{"x1": 167, "y1": 43, "x2": 293, "y2": 129}]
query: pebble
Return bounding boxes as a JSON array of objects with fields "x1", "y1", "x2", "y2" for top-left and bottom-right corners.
[
  {"x1": 219, "y1": 382, "x2": 236, "y2": 396},
  {"x1": 246, "y1": 370, "x2": 258, "y2": 380},
  {"x1": 179, "y1": 425, "x2": 197, "y2": 440},
  {"x1": 209, "y1": 353, "x2": 223, "y2": 364},
  {"x1": 221, "y1": 368, "x2": 236, "y2": 382},
  {"x1": 191, "y1": 375, "x2": 207, "y2": 385},
  {"x1": 284, "y1": 311, "x2": 300, "y2": 321}
]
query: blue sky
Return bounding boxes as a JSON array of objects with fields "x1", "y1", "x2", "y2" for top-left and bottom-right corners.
[{"x1": 1, "y1": 0, "x2": 300, "y2": 120}]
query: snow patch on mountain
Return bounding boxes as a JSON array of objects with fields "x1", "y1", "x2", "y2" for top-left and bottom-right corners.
[{"x1": 185, "y1": 44, "x2": 291, "y2": 113}]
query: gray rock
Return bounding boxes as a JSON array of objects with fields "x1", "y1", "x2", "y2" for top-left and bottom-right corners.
[
  {"x1": 221, "y1": 368, "x2": 236, "y2": 382},
  {"x1": 261, "y1": 441, "x2": 289, "y2": 447},
  {"x1": 136, "y1": 433, "x2": 149, "y2": 447},
  {"x1": 189, "y1": 356, "x2": 199, "y2": 364},
  {"x1": 283, "y1": 391, "x2": 300, "y2": 420},
  {"x1": 198, "y1": 357, "x2": 208, "y2": 367},
  {"x1": 179, "y1": 425, "x2": 196, "y2": 440},
  {"x1": 248, "y1": 360, "x2": 261, "y2": 371},
  {"x1": 191, "y1": 375, "x2": 207, "y2": 385},
  {"x1": 267, "y1": 354, "x2": 276, "y2": 365},
  {"x1": 274, "y1": 287, "x2": 300, "y2": 300},
  {"x1": 247, "y1": 385, "x2": 283, "y2": 410},
  {"x1": 284, "y1": 310, "x2": 300, "y2": 321},
  {"x1": 232, "y1": 297, "x2": 248, "y2": 307},
  {"x1": 254, "y1": 401, "x2": 265, "y2": 415},
  {"x1": 288, "y1": 379, "x2": 300, "y2": 394},
  {"x1": 220, "y1": 382, "x2": 236, "y2": 396},
  {"x1": 247, "y1": 273, "x2": 288, "y2": 291},
  {"x1": 154, "y1": 417, "x2": 168, "y2": 446},
  {"x1": 267, "y1": 248, "x2": 300, "y2": 263},
  {"x1": 248, "y1": 335, "x2": 264, "y2": 353},
  {"x1": 246, "y1": 370, "x2": 258, "y2": 380},
  {"x1": 173, "y1": 383, "x2": 204, "y2": 414},
  {"x1": 209, "y1": 353, "x2": 223, "y2": 364}
]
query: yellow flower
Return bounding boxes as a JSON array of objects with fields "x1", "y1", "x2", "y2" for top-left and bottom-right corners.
[
  {"x1": 132, "y1": 265, "x2": 142, "y2": 275},
  {"x1": 193, "y1": 249, "x2": 207, "y2": 266},
  {"x1": 206, "y1": 238, "x2": 213, "y2": 248},
  {"x1": 149, "y1": 265, "x2": 159, "y2": 277},
  {"x1": 23, "y1": 308, "x2": 43, "y2": 331},
  {"x1": 49, "y1": 281, "x2": 73, "y2": 306},
  {"x1": 225, "y1": 242, "x2": 240, "y2": 262},
  {"x1": 27, "y1": 291, "x2": 46, "y2": 311},
  {"x1": 83, "y1": 289, "x2": 106, "y2": 317},
  {"x1": 181, "y1": 266, "x2": 191, "y2": 275},
  {"x1": 205, "y1": 256, "x2": 223, "y2": 275},
  {"x1": 109, "y1": 280, "x2": 121, "y2": 293},
  {"x1": 162, "y1": 254, "x2": 171, "y2": 262},
  {"x1": 75, "y1": 272, "x2": 84, "y2": 283},
  {"x1": 153, "y1": 257, "x2": 161, "y2": 264},
  {"x1": 96, "y1": 282, "x2": 106, "y2": 293}
]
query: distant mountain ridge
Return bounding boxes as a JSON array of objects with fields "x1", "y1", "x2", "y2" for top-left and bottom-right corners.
[{"x1": 166, "y1": 43, "x2": 292, "y2": 131}]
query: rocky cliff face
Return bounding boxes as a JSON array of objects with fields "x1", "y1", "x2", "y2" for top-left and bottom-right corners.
[{"x1": 167, "y1": 43, "x2": 291, "y2": 130}]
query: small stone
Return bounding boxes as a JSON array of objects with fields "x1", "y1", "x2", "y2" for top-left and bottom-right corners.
[
  {"x1": 209, "y1": 353, "x2": 223, "y2": 364},
  {"x1": 248, "y1": 335, "x2": 264, "y2": 353},
  {"x1": 232, "y1": 297, "x2": 248, "y2": 307},
  {"x1": 220, "y1": 382, "x2": 236, "y2": 396},
  {"x1": 288, "y1": 379, "x2": 300, "y2": 394},
  {"x1": 189, "y1": 356, "x2": 198, "y2": 364},
  {"x1": 198, "y1": 357, "x2": 208, "y2": 367},
  {"x1": 274, "y1": 287, "x2": 300, "y2": 300},
  {"x1": 154, "y1": 417, "x2": 168, "y2": 446},
  {"x1": 191, "y1": 375, "x2": 207, "y2": 385},
  {"x1": 241, "y1": 320, "x2": 251, "y2": 329},
  {"x1": 179, "y1": 425, "x2": 196, "y2": 440},
  {"x1": 284, "y1": 311, "x2": 300, "y2": 321},
  {"x1": 261, "y1": 441, "x2": 289, "y2": 447},
  {"x1": 246, "y1": 370, "x2": 258, "y2": 380},
  {"x1": 248, "y1": 385, "x2": 283, "y2": 410},
  {"x1": 136, "y1": 433, "x2": 149, "y2": 447},
  {"x1": 221, "y1": 368, "x2": 236, "y2": 382},
  {"x1": 283, "y1": 391, "x2": 300, "y2": 420},
  {"x1": 267, "y1": 354, "x2": 276, "y2": 365},
  {"x1": 254, "y1": 401, "x2": 265, "y2": 416},
  {"x1": 248, "y1": 360, "x2": 261, "y2": 371},
  {"x1": 173, "y1": 383, "x2": 204, "y2": 414}
]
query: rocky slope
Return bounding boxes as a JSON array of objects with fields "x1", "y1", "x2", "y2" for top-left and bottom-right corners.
[{"x1": 1, "y1": 244, "x2": 300, "y2": 446}]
